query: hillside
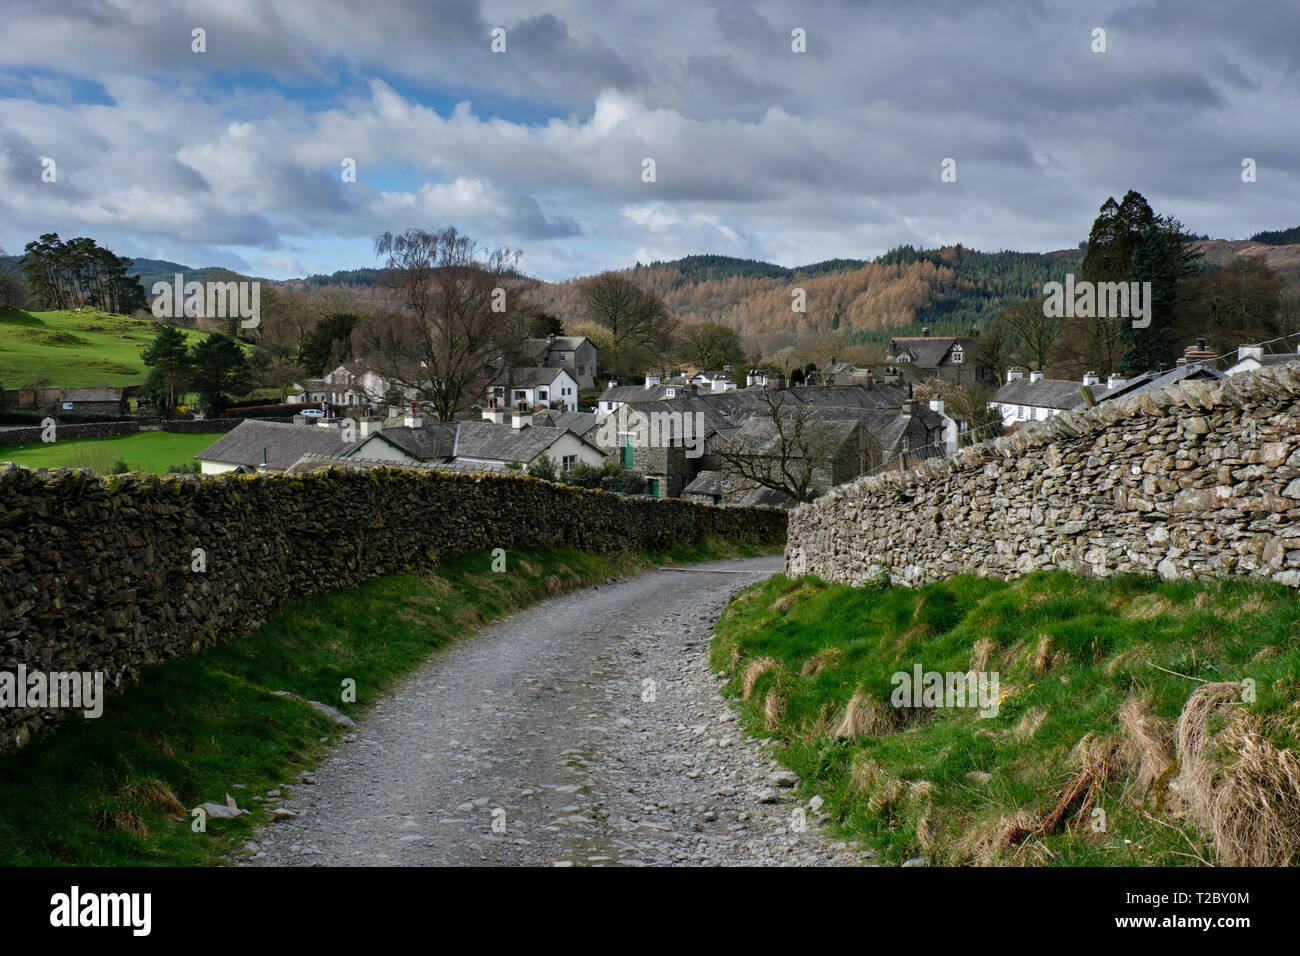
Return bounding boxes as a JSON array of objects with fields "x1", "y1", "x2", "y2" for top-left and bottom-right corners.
[
  {"x1": 535, "y1": 246, "x2": 1086, "y2": 353},
  {"x1": 0, "y1": 307, "x2": 206, "y2": 388},
  {"x1": 1191, "y1": 238, "x2": 1300, "y2": 282}
]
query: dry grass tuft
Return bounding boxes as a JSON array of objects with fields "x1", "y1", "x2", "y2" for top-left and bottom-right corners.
[
  {"x1": 1119, "y1": 696, "x2": 1176, "y2": 793},
  {"x1": 1031, "y1": 634, "x2": 1066, "y2": 673},
  {"x1": 1172, "y1": 682, "x2": 1300, "y2": 866},
  {"x1": 741, "y1": 657, "x2": 778, "y2": 701},
  {"x1": 1122, "y1": 594, "x2": 1174, "y2": 620},
  {"x1": 763, "y1": 687, "x2": 786, "y2": 731},
  {"x1": 800, "y1": 648, "x2": 842, "y2": 677},
  {"x1": 111, "y1": 809, "x2": 147, "y2": 838},
  {"x1": 1226, "y1": 592, "x2": 1274, "y2": 619},
  {"x1": 833, "y1": 693, "x2": 897, "y2": 740},
  {"x1": 122, "y1": 780, "x2": 187, "y2": 820},
  {"x1": 1014, "y1": 707, "x2": 1047, "y2": 741},
  {"x1": 971, "y1": 636, "x2": 994, "y2": 673}
]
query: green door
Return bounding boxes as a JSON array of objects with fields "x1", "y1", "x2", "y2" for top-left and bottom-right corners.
[
  {"x1": 621, "y1": 436, "x2": 634, "y2": 468},
  {"x1": 648, "y1": 479, "x2": 660, "y2": 498}
]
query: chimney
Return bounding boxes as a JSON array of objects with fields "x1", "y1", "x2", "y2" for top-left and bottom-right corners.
[
  {"x1": 903, "y1": 398, "x2": 918, "y2": 416},
  {"x1": 1006, "y1": 367, "x2": 1024, "y2": 382},
  {"x1": 1030, "y1": 369, "x2": 1045, "y2": 383},
  {"x1": 1106, "y1": 373, "x2": 1125, "y2": 390},
  {"x1": 1238, "y1": 344, "x2": 1264, "y2": 363},
  {"x1": 645, "y1": 374, "x2": 660, "y2": 387},
  {"x1": 1178, "y1": 338, "x2": 1216, "y2": 367},
  {"x1": 1082, "y1": 371, "x2": 1099, "y2": 387},
  {"x1": 766, "y1": 372, "x2": 786, "y2": 391},
  {"x1": 929, "y1": 398, "x2": 945, "y2": 416},
  {"x1": 921, "y1": 327, "x2": 930, "y2": 337},
  {"x1": 403, "y1": 403, "x2": 423, "y2": 428},
  {"x1": 510, "y1": 410, "x2": 530, "y2": 429}
]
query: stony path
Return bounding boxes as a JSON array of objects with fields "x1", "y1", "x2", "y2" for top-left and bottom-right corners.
[{"x1": 242, "y1": 556, "x2": 862, "y2": 867}]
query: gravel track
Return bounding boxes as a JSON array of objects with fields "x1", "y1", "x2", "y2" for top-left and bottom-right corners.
[{"x1": 242, "y1": 556, "x2": 861, "y2": 867}]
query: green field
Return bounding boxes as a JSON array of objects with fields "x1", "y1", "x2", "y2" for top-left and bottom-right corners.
[
  {"x1": 0, "y1": 430, "x2": 215, "y2": 473},
  {"x1": 715, "y1": 570, "x2": 1300, "y2": 866},
  {"x1": 0, "y1": 540, "x2": 778, "y2": 865},
  {"x1": 0, "y1": 307, "x2": 206, "y2": 388}
]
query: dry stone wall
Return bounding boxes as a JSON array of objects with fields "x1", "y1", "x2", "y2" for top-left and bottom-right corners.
[
  {"x1": 787, "y1": 365, "x2": 1300, "y2": 590},
  {"x1": 0, "y1": 464, "x2": 785, "y2": 753}
]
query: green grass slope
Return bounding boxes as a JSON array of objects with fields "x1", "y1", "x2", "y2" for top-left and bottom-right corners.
[
  {"x1": 0, "y1": 431, "x2": 214, "y2": 473},
  {"x1": 0, "y1": 307, "x2": 204, "y2": 388},
  {"x1": 714, "y1": 570, "x2": 1300, "y2": 866}
]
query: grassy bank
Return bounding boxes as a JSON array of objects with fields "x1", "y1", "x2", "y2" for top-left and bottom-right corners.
[
  {"x1": 0, "y1": 539, "x2": 777, "y2": 866},
  {"x1": 0, "y1": 307, "x2": 206, "y2": 387},
  {"x1": 713, "y1": 570, "x2": 1300, "y2": 866},
  {"x1": 0, "y1": 430, "x2": 213, "y2": 473}
]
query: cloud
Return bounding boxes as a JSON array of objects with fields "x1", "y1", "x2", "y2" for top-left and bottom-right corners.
[{"x1": 0, "y1": 0, "x2": 1295, "y2": 280}]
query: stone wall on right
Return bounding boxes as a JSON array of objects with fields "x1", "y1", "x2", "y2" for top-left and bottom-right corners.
[{"x1": 786, "y1": 365, "x2": 1300, "y2": 588}]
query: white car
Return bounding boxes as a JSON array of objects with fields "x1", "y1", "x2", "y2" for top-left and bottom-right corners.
[{"x1": 300, "y1": 408, "x2": 325, "y2": 418}]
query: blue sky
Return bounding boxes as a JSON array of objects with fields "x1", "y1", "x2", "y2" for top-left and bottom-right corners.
[{"x1": 1, "y1": 0, "x2": 1298, "y2": 282}]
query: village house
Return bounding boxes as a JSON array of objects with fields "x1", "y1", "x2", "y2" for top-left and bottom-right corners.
[
  {"x1": 884, "y1": 329, "x2": 990, "y2": 385},
  {"x1": 1225, "y1": 343, "x2": 1300, "y2": 377},
  {"x1": 347, "y1": 411, "x2": 605, "y2": 473},
  {"x1": 990, "y1": 364, "x2": 1226, "y2": 427},
  {"x1": 196, "y1": 419, "x2": 359, "y2": 474},
  {"x1": 509, "y1": 335, "x2": 598, "y2": 390},
  {"x1": 487, "y1": 367, "x2": 580, "y2": 414},
  {"x1": 56, "y1": 387, "x2": 132, "y2": 416}
]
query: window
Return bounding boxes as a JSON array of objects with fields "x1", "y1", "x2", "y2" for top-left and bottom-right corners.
[
  {"x1": 578, "y1": 366, "x2": 585, "y2": 375},
  {"x1": 950, "y1": 344, "x2": 964, "y2": 364},
  {"x1": 713, "y1": 494, "x2": 723, "y2": 506},
  {"x1": 562, "y1": 455, "x2": 576, "y2": 472}
]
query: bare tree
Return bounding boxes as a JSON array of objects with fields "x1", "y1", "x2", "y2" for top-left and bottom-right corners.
[
  {"x1": 357, "y1": 227, "x2": 536, "y2": 420},
  {"x1": 712, "y1": 392, "x2": 870, "y2": 503},
  {"x1": 581, "y1": 272, "x2": 678, "y2": 377},
  {"x1": 999, "y1": 297, "x2": 1061, "y2": 371}
]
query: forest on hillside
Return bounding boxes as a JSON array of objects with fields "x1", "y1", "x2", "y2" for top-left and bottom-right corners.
[{"x1": 533, "y1": 246, "x2": 1084, "y2": 355}]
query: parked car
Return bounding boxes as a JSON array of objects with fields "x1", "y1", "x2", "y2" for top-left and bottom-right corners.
[{"x1": 300, "y1": 408, "x2": 326, "y2": 418}]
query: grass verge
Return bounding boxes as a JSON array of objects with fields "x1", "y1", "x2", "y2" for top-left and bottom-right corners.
[
  {"x1": 713, "y1": 569, "x2": 1300, "y2": 866},
  {"x1": 0, "y1": 539, "x2": 777, "y2": 866},
  {"x1": 0, "y1": 430, "x2": 213, "y2": 473}
]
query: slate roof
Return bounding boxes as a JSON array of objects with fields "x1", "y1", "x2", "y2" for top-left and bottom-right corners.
[
  {"x1": 992, "y1": 377, "x2": 1093, "y2": 411},
  {"x1": 285, "y1": 453, "x2": 508, "y2": 475},
  {"x1": 886, "y1": 336, "x2": 975, "y2": 368},
  {"x1": 598, "y1": 384, "x2": 678, "y2": 403},
  {"x1": 197, "y1": 420, "x2": 359, "y2": 470},
  {"x1": 993, "y1": 365, "x2": 1226, "y2": 412},
  {"x1": 495, "y1": 367, "x2": 569, "y2": 388},
  {"x1": 62, "y1": 387, "x2": 125, "y2": 402},
  {"x1": 537, "y1": 411, "x2": 600, "y2": 434},
  {"x1": 681, "y1": 471, "x2": 723, "y2": 496},
  {"x1": 734, "y1": 486, "x2": 797, "y2": 509},
  {"x1": 365, "y1": 423, "x2": 460, "y2": 461},
  {"x1": 452, "y1": 421, "x2": 575, "y2": 463}
]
